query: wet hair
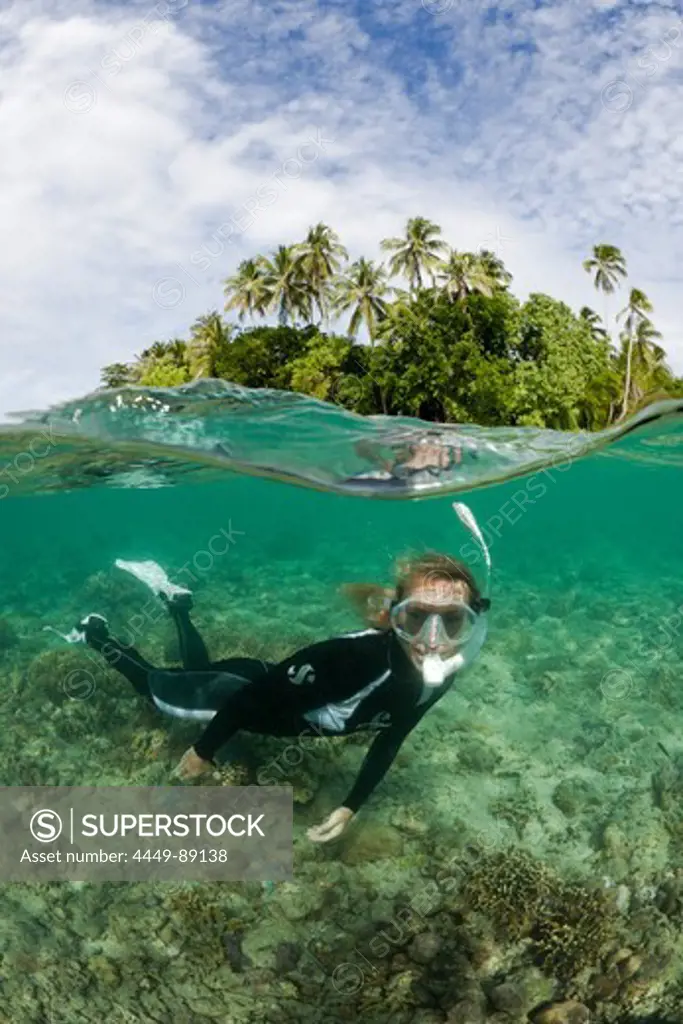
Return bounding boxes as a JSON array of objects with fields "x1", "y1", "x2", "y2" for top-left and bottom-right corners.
[
  {"x1": 342, "y1": 551, "x2": 484, "y2": 630},
  {"x1": 395, "y1": 552, "x2": 482, "y2": 606},
  {"x1": 340, "y1": 583, "x2": 396, "y2": 629}
]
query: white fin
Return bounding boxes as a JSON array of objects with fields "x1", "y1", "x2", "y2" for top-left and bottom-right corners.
[
  {"x1": 115, "y1": 559, "x2": 191, "y2": 600},
  {"x1": 43, "y1": 625, "x2": 85, "y2": 644}
]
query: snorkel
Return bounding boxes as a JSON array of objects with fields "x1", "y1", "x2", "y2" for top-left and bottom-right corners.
[{"x1": 419, "y1": 502, "x2": 492, "y2": 686}]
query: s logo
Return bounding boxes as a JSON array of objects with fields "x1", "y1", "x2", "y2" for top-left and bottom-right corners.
[
  {"x1": 288, "y1": 663, "x2": 316, "y2": 686},
  {"x1": 30, "y1": 809, "x2": 63, "y2": 843}
]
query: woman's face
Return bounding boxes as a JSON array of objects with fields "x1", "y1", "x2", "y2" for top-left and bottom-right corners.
[
  {"x1": 395, "y1": 576, "x2": 471, "y2": 671},
  {"x1": 400, "y1": 443, "x2": 452, "y2": 471}
]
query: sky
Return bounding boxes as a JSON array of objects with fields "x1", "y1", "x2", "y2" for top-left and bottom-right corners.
[{"x1": 0, "y1": 0, "x2": 682, "y2": 418}]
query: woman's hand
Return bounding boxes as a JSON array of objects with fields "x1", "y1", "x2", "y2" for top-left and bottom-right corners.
[
  {"x1": 306, "y1": 806, "x2": 354, "y2": 843},
  {"x1": 172, "y1": 747, "x2": 212, "y2": 780},
  {"x1": 355, "y1": 439, "x2": 394, "y2": 473}
]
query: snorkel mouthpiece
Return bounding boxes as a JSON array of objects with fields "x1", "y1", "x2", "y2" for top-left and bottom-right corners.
[
  {"x1": 422, "y1": 654, "x2": 447, "y2": 686},
  {"x1": 421, "y1": 650, "x2": 465, "y2": 685}
]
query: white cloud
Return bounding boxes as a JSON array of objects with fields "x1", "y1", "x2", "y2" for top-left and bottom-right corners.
[{"x1": 0, "y1": 0, "x2": 681, "y2": 418}]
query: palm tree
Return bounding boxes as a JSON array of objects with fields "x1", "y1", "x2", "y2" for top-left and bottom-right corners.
[
  {"x1": 261, "y1": 245, "x2": 312, "y2": 325},
  {"x1": 582, "y1": 244, "x2": 627, "y2": 327},
  {"x1": 380, "y1": 217, "x2": 448, "y2": 291},
  {"x1": 632, "y1": 318, "x2": 665, "y2": 371},
  {"x1": 579, "y1": 306, "x2": 609, "y2": 343},
  {"x1": 477, "y1": 249, "x2": 513, "y2": 290},
  {"x1": 578, "y1": 366, "x2": 623, "y2": 429},
  {"x1": 187, "y1": 312, "x2": 231, "y2": 379},
  {"x1": 622, "y1": 318, "x2": 666, "y2": 403},
  {"x1": 133, "y1": 339, "x2": 189, "y2": 386},
  {"x1": 582, "y1": 244, "x2": 627, "y2": 294},
  {"x1": 135, "y1": 339, "x2": 186, "y2": 372},
  {"x1": 293, "y1": 223, "x2": 348, "y2": 323},
  {"x1": 617, "y1": 287, "x2": 654, "y2": 417},
  {"x1": 437, "y1": 250, "x2": 497, "y2": 301},
  {"x1": 333, "y1": 258, "x2": 390, "y2": 343},
  {"x1": 138, "y1": 341, "x2": 175, "y2": 361},
  {"x1": 224, "y1": 258, "x2": 270, "y2": 322}
]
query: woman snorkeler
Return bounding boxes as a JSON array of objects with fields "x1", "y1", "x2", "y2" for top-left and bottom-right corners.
[
  {"x1": 56, "y1": 503, "x2": 491, "y2": 843},
  {"x1": 343, "y1": 430, "x2": 483, "y2": 494}
]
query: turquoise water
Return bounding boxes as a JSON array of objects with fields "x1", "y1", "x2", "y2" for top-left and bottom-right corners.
[{"x1": 2, "y1": 385, "x2": 683, "y2": 1022}]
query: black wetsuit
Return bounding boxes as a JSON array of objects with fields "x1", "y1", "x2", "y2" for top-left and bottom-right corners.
[{"x1": 89, "y1": 605, "x2": 459, "y2": 813}]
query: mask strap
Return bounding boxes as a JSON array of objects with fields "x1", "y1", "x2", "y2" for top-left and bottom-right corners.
[{"x1": 452, "y1": 502, "x2": 491, "y2": 600}]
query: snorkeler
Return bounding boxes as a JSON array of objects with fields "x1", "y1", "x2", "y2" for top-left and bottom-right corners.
[
  {"x1": 345, "y1": 431, "x2": 480, "y2": 493},
  {"x1": 58, "y1": 503, "x2": 491, "y2": 843}
]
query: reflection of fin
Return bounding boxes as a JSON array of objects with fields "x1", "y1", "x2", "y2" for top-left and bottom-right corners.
[
  {"x1": 453, "y1": 503, "x2": 491, "y2": 573},
  {"x1": 115, "y1": 559, "x2": 191, "y2": 601}
]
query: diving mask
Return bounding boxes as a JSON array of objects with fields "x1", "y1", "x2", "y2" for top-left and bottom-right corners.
[{"x1": 390, "y1": 597, "x2": 478, "y2": 648}]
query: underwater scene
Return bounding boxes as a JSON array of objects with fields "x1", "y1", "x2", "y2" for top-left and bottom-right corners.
[{"x1": 2, "y1": 384, "x2": 683, "y2": 1024}]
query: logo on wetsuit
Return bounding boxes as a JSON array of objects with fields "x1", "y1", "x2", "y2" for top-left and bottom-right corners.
[{"x1": 288, "y1": 663, "x2": 316, "y2": 686}]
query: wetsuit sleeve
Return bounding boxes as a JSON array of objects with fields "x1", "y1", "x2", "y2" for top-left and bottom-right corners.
[
  {"x1": 342, "y1": 710, "x2": 426, "y2": 813},
  {"x1": 193, "y1": 636, "x2": 378, "y2": 763}
]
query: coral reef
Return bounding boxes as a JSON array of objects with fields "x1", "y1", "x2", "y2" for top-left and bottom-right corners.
[
  {"x1": 463, "y1": 847, "x2": 557, "y2": 941},
  {"x1": 531, "y1": 881, "x2": 615, "y2": 978},
  {"x1": 462, "y1": 847, "x2": 619, "y2": 978}
]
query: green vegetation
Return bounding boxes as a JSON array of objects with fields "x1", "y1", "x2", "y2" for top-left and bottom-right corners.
[{"x1": 101, "y1": 221, "x2": 682, "y2": 429}]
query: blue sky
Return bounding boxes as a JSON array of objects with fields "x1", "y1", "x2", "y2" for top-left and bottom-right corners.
[{"x1": 1, "y1": 0, "x2": 682, "y2": 417}]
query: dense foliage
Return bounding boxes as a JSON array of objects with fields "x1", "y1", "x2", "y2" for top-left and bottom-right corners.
[{"x1": 101, "y1": 222, "x2": 682, "y2": 430}]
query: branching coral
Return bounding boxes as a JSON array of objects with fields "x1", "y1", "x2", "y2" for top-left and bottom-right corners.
[
  {"x1": 531, "y1": 882, "x2": 615, "y2": 978},
  {"x1": 462, "y1": 848, "x2": 618, "y2": 978},
  {"x1": 464, "y1": 848, "x2": 555, "y2": 940}
]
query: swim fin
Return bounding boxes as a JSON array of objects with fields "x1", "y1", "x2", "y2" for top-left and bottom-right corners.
[{"x1": 115, "y1": 559, "x2": 192, "y2": 602}]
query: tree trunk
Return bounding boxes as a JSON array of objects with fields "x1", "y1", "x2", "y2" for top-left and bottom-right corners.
[{"x1": 619, "y1": 330, "x2": 634, "y2": 420}]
